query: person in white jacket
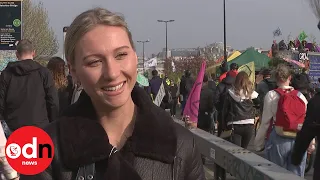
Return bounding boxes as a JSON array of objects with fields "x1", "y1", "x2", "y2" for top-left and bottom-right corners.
[{"x1": 254, "y1": 64, "x2": 308, "y2": 177}]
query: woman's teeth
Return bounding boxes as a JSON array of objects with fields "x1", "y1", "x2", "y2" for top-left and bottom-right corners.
[{"x1": 103, "y1": 82, "x2": 124, "y2": 91}]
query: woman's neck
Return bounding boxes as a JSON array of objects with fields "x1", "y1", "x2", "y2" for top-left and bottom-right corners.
[{"x1": 94, "y1": 98, "x2": 136, "y2": 148}]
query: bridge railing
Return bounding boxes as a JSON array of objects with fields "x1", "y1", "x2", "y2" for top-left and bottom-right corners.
[{"x1": 173, "y1": 119, "x2": 306, "y2": 180}]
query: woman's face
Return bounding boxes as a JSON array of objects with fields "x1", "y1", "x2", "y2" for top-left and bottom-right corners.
[{"x1": 72, "y1": 25, "x2": 138, "y2": 108}]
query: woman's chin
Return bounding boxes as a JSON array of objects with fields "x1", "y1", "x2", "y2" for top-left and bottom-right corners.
[{"x1": 102, "y1": 95, "x2": 130, "y2": 108}]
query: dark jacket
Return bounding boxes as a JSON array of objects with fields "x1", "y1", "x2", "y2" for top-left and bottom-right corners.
[
  {"x1": 0, "y1": 60, "x2": 59, "y2": 131},
  {"x1": 292, "y1": 92, "x2": 320, "y2": 180},
  {"x1": 214, "y1": 75, "x2": 235, "y2": 111},
  {"x1": 180, "y1": 76, "x2": 194, "y2": 97},
  {"x1": 22, "y1": 87, "x2": 205, "y2": 180},
  {"x1": 199, "y1": 85, "x2": 214, "y2": 113},
  {"x1": 148, "y1": 76, "x2": 162, "y2": 97},
  {"x1": 256, "y1": 78, "x2": 276, "y2": 112},
  {"x1": 198, "y1": 85, "x2": 215, "y2": 132},
  {"x1": 57, "y1": 76, "x2": 74, "y2": 114},
  {"x1": 208, "y1": 80, "x2": 216, "y2": 92},
  {"x1": 170, "y1": 84, "x2": 179, "y2": 99}
]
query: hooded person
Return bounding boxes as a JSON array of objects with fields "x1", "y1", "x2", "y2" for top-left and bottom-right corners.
[{"x1": 219, "y1": 63, "x2": 239, "y2": 82}]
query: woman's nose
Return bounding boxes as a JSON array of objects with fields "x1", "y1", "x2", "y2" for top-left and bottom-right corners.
[{"x1": 102, "y1": 59, "x2": 121, "y2": 80}]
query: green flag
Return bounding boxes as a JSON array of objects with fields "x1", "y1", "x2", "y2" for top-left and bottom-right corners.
[
  {"x1": 137, "y1": 73, "x2": 149, "y2": 87},
  {"x1": 298, "y1": 31, "x2": 308, "y2": 41}
]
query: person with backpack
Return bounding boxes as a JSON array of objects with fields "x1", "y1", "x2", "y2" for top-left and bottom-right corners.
[
  {"x1": 220, "y1": 72, "x2": 259, "y2": 148},
  {"x1": 254, "y1": 64, "x2": 308, "y2": 177}
]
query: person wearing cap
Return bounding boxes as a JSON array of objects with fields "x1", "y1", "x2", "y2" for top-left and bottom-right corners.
[{"x1": 219, "y1": 63, "x2": 239, "y2": 82}]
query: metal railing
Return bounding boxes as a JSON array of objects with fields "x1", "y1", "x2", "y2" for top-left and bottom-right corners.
[{"x1": 173, "y1": 119, "x2": 306, "y2": 180}]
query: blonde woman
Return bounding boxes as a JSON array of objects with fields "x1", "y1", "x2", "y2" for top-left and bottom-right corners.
[{"x1": 29, "y1": 8, "x2": 204, "y2": 180}]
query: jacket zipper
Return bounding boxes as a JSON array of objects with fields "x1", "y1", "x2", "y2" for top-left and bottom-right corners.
[{"x1": 172, "y1": 156, "x2": 177, "y2": 180}]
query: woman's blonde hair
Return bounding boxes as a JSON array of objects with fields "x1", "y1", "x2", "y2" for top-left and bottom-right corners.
[
  {"x1": 64, "y1": 8, "x2": 135, "y2": 65},
  {"x1": 234, "y1": 71, "x2": 253, "y2": 98},
  {"x1": 47, "y1": 57, "x2": 68, "y2": 90}
]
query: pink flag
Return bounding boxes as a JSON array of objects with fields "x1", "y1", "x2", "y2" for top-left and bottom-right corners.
[{"x1": 183, "y1": 61, "x2": 206, "y2": 123}]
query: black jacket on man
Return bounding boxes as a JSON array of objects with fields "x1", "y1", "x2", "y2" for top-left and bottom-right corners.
[
  {"x1": 292, "y1": 92, "x2": 320, "y2": 180},
  {"x1": 0, "y1": 59, "x2": 59, "y2": 131},
  {"x1": 21, "y1": 86, "x2": 205, "y2": 180}
]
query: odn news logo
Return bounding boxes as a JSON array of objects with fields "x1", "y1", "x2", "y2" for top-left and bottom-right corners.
[{"x1": 5, "y1": 126, "x2": 54, "y2": 175}]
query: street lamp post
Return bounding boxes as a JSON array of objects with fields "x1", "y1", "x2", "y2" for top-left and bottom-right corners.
[
  {"x1": 157, "y1": 20, "x2": 175, "y2": 60},
  {"x1": 223, "y1": 0, "x2": 227, "y2": 63},
  {"x1": 137, "y1": 40, "x2": 150, "y2": 72}
]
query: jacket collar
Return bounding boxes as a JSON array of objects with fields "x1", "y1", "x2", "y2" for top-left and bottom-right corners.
[{"x1": 57, "y1": 86, "x2": 177, "y2": 169}]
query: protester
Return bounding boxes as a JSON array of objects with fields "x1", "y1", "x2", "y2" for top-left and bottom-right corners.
[
  {"x1": 256, "y1": 68, "x2": 277, "y2": 113},
  {"x1": 221, "y1": 72, "x2": 259, "y2": 148},
  {"x1": 0, "y1": 39, "x2": 59, "y2": 132},
  {"x1": 170, "y1": 80, "x2": 179, "y2": 117},
  {"x1": 30, "y1": 8, "x2": 204, "y2": 180},
  {"x1": 47, "y1": 57, "x2": 74, "y2": 113},
  {"x1": 215, "y1": 71, "x2": 236, "y2": 136},
  {"x1": 219, "y1": 63, "x2": 239, "y2": 82},
  {"x1": 179, "y1": 70, "x2": 195, "y2": 115},
  {"x1": 148, "y1": 69, "x2": 162, "y2": 100},
  {"x1": 198, "y1": 74, "x2": 215, "y2": 132},
  {"x1": 254, "y1": 64, "x2": 308, "y2": 177},
  {"x1": 291, "y1": 90, "x2": 319, "y2": 180}
]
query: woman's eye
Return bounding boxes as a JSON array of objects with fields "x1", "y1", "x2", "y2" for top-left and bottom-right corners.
[
  {"x1": 116, "y1": 53, "x2": 128, "y2": 60},
  {"x1": 87, "y1": 60, "x2": 101, "y2": 67}
]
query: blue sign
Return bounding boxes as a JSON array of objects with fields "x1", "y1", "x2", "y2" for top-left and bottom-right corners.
[{"x1": 309, "y1": 54, "x2": 320, "y2": 84}]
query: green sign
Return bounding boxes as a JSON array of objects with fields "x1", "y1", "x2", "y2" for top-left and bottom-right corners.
[{"x1": 13, "y1": 19, "x2": 21, "y2": 27}]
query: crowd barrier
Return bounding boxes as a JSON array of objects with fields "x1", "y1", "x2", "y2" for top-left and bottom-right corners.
[{"x1": 173, "y1": 119, "x2": 306, "y2": 180}]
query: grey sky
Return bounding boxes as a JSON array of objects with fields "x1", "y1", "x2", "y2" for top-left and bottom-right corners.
[{"x1": 40, "y1": 0, "x2": 319, "y2": 57}]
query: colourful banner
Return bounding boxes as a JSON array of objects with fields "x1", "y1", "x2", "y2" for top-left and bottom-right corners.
[
  {"x1": 238, "y1": 61, "x2": 255, "y2": 84},
  {"x1": 183, "y1": 61, "x2": 206, "y2": 123}
]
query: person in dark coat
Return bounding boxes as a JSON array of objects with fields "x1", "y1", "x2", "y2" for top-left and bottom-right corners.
[
  {"x1": 148, "y1": 70, "x2": 162, "y2": 100},
  {"x1": 215, "y1": 72, "x2": 236, "y2": 136},
  {"x1": 170, "y1": 80, "x2": 179, "y2": 117},
  {"x1": 23, "y1": 8, "x2": 205, "y2": 180},
  {"x1": 0, "y1": 39, "x2": 59, "y2": 132},
  {"x1": 208, "y1": 73, "x2": 217, "y2": 92},
  {"x1": 198, "y1": 75, "x2": 214, "y2": 132},
  {"x1": 292, "y1": 92, "x2": 319, "y2": 180},
  {"x1": 180, "y1": 70, "x2": 195, "y2": 115}
]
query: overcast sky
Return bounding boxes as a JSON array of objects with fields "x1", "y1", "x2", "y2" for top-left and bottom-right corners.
[{"x1": 39, "y1": 0, "x2": 320, "y2": 57}]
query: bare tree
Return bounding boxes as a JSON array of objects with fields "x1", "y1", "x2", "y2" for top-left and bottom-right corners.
[{"x1": 22, "y1": 0, "x2": 58, "y2": 59}]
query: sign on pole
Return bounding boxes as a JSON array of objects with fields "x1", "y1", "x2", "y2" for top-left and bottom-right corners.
[
  {"x1": 0, "y1": 0, "x2": 22, "y2": 50},
  {"x1": 154, "y1": 82, "x2": 165, "y2": 106}
]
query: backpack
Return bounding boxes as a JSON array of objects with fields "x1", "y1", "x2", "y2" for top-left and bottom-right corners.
[{"x1": 274, "y1": 88, "x2": 306, "y2": 138}]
